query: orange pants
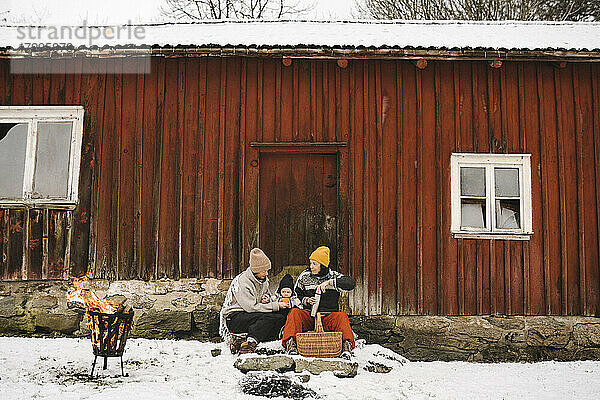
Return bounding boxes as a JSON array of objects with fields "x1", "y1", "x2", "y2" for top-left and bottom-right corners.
[{"x1": 281, "y1": 308, "x2": 355, "y2": 348}]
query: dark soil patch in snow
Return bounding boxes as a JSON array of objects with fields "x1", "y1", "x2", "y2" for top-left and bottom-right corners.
[
  {"x1": 255, "y1": 347, "x2": 285, "y2": 356},
  {"x1": 240, "y1": 372, "x2": 319, "y2": 399}
]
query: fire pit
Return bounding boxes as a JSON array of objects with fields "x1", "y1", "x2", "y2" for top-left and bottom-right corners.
[
  {"x1": 89, "y1": 310, "x2": 134, "y2": 377},
  {"x1": 66, "y1": 275, "x2": 135, "y2": 377}
]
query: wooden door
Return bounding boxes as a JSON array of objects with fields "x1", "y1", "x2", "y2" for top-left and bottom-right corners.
[{"x1": 259, "y1": 153, "x2": 338, "y2": 275}]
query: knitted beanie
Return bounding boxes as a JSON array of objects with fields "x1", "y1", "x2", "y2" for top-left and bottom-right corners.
[
  {"x1": 249, "y1": 248, "x2": 271, "y2": 274},
  {"x1": 278, "y1": 273, "x2": 294, "y2": 294},
  {"x1": 309, "y1": 246, "x2": 330, "y2": 267}
]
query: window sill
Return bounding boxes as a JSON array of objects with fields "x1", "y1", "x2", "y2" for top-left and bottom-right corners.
[
  {"x1": 452, "y1": 232, "x2": 533, "y2": 241},
  {"x1": 0, "y1": 202, "x2": 78, "y2": 210}
]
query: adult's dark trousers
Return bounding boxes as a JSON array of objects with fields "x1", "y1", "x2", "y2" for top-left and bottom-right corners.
[{"x1": 225, "y1": 311, "x2": 286, "y2": 343}]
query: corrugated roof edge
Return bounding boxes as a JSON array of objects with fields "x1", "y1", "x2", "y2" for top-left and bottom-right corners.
[{"x1": 1, "y1": 20, "x2": 599, "y2": 57}]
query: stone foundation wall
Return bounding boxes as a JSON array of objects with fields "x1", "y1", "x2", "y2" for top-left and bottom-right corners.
[
  {"x1": 350, "y1": 315, "x2": 600, "y2": 362},
  {"x1": 1, "y1": 280, "x2": 600, "y2": 362},
  {"x1": 0, "y1": 279, "x2": 227, "y2": 341}
]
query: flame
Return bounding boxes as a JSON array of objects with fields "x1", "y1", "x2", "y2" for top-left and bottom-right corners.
[
  {"x1": 66, "y1": 274, "x2": 120, "y2": 314},
  {"x1": 67, "y1": 274, "x2": 127, "y2": 352}
]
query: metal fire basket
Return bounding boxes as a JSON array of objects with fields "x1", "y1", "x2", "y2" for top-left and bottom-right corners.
[{"x1": 88, "y1": 309, "x2": 134, "y2": 377}]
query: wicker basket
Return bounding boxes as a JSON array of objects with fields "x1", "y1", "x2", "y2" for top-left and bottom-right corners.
[{"x1": 296, "y1": 313, "x2": 342, "y2": 358}]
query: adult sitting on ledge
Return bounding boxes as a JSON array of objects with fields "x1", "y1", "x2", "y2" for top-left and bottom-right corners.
[
  {"x1": 281, "y1": 246, "x2": 356, "y2": 358},
  {"x1": 219, "y1": 248, "x2": 289, "y2": 354}
]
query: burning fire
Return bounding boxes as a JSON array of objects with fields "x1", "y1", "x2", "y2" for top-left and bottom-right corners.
[
  {"x1": 66, "y1": 274, "x2": 120, "y2": 314},
  {"x1": 67, "y1": 275, "x2": 131, "y2": 357}
]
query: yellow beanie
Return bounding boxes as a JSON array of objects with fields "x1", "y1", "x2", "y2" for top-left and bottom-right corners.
[{"x1": 309, "y1": 246, "x2": 330, "y2": 267}]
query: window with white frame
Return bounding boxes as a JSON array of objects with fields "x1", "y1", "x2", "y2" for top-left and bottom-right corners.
[
  {"x1": 0, "y1": 106, "x2": 84, "y2": 208},
  {"x1": 451, "y1": 153, "x2": 533, "y2": 239}
]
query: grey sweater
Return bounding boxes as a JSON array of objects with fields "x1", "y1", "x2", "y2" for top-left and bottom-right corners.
[{"x1": 220, "y1": 267, "x2": 281, "y2": 320}]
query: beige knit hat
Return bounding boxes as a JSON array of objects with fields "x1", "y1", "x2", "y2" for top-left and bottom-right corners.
[{"x1": 249, "y1": 248, "x2": 271, "y2": 274}]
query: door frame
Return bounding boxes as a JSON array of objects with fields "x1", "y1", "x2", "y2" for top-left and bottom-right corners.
[{"x1": 243, "y1": 142, "x2": 350, "y2": 275}]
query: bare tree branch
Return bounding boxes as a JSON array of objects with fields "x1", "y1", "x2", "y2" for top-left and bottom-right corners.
[
  {"x1": 354, "y1": 0, "x2": 599, "y2": 21},
  {"x1": 161, "y1": 0, "x2": 314, "y2": 20}
]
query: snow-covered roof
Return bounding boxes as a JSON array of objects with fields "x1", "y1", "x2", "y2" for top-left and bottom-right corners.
[{"x1": 1, "y1": 20, "x2": 599, "y2": 54}]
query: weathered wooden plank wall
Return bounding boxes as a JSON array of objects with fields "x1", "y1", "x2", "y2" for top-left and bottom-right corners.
[{"x1": 0, "y1": 56, "x2": 599, "y2": 316}]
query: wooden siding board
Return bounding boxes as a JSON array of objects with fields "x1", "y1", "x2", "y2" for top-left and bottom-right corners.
[
  {"x1": 238, "y1": 59, "x2": 247, "y2": 273},
  {"x1": 289, "y1": 155, "x2": 307, "y2": 264},
  {"x1": 27, "y1": 209, "x2": 42, "y2": 280},
  {"x1": 473, "y1": 62, "x2": 492, "y2": 314},
  {"x1": 262, "y1": 60, "x2": 276, "y2": 142},
  {"x1": 259, "y1": 154, "x2": 277, "y2": 270},
  {"x1": 350, "y1": 61, "x2": 365, "y2": 313},
  {"x1": 6, "y1": 210, "x2": 24, "y2": 280},
  {"x1": 0, "y1": 210, "x2": 6, "y2": 279},
  {"x1": 322, "y1": 155, "x2": 338, "y2": 269},
  {"x1": 521, "y1": 63, "x2": 545, "y2": 315},
  {"x1": 380, "y1": 60, "x2": 398, "y2": 315},
  {"x1": 133, "y1": 62, "x2": 145, "y2": 280},
  {"x1": 224, "y1": 59, "x2": 241, "y2": 278},
  {"x1": 438, "y1": 62, "x2": 458, "y2": 315},
  {"x1": 539, "y1": 64, "x2": 562, "y2": 314},
  {"x1": 94, "y1": 60, "x2": 116, "y2": 278},
  {"x1": 243, "y1": 59, "x2": 259, "y2": 268},
  {"x1": 280, "y1": 60, "x2": 293, "y2": 141},
  {"x1": 71, "y1": 58, "x2": 100, "y2": 278},
  {"x1": 511, "y1": 242, "x2": 524, "y2": 314},
  {"x1": 201, "y1": 58, "x2": 221, "y2": 277},
  {"x1": 107, "y1": 60, "x2": 122, "y2": 280},
  {"x1": 375, "y1": 61, "x2": 384, "y2": 314},
  {"x1": 217, "y1": 60, "x2": 226, "y2": 278},
  {"x1": 366, "y1": 61, "x2": 378, "y2": 315},
  {"x1": 180, "y1": 59, "x2": 199, "y2": 278},
  {"x1": 156, "y1": 59, "x2": 180, "y2": 278},
  {"x1": 117, "y1": 59, "x2": 137, "y2": 280},
  {"x1": 419, "y1": 64, "x2": 438, "y2": 315},
  {"x1": 560, "y1": 66, "x2": 582, "y2": 314},
  {"x1": 48, "y1": 211, "x2": 68, "y2": 279},
  {"x1": 400, "y1": 62, "x2": 418, "y2": 314},
  {"x1": 297, "y1": 61, "x2": 311, "y2": 142}
]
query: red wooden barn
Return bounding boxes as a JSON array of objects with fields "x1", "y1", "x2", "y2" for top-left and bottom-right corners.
[{"x1": 1, "y1": 20, "x2": 600, "y2": 319}]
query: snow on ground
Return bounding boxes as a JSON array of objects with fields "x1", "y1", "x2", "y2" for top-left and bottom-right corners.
[{"x1": 1, "y1": 336, "x2": 600, "y2": 400}]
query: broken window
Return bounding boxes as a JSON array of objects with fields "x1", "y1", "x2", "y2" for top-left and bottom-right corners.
[
  {"x1": 451, "y1": 154, "x2": 532, "y2": 239},
  {"x1": 0, "y1": 107, "x2": 84, "y2": 207},
  {"x1": 0, "y1": 123, "x2": 28, "y2": 199}
]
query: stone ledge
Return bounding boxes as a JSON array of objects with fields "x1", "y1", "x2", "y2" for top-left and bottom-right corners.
[{"x1": 234, "y1": 355, "x2": 358, "y2": 378}]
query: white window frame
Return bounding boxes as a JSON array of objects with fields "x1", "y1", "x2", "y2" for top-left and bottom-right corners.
[
  {"x1": 451, "y1": 153, "x2": 533, "y2": 240},
  {"x1": 0, "y1": 106, "x2": 84, "y2": 209}
]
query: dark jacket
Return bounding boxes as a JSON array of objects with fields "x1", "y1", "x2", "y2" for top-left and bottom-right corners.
[{"x1": 294, "y1": 267, "x2": 355, "y2": 313}]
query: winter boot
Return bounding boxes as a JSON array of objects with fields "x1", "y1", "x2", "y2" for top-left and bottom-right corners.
[
  {"x1": 341, "y1": 340, "x2": 353, "y2": 360},
  {"x1": 229, "y1": 333, "x2": 247, "y2": 354},
  {"x1": 285, "y1": 337, "x2": 298, "y2": 355},
  {"x1": 239, "y1": 340, "x2": 258, "y2": 355}
]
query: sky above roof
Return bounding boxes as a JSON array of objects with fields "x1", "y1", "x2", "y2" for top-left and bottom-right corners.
[{"x1": 3, "y1": 0, "x2": 355, "y2": 24}]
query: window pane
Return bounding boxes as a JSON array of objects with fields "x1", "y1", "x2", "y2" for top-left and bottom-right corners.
[
  {"x1": 0, "y1": 123, "x2": 28, "y2": 199},
  {"x1": 495, "y1": 168, "x2": 520, "y2": 197},
  {"x1": 33, "y1": 122, "x2": 72, "y2": 199},
  {"x1": 461, "y1": 198, "x2": 486, "y2": 229},
  {"x1": 460, "y1": 167, "x2": 485, "y2": 196},
  {"x1": 496, "y1": 199, "x2": 521, "y2": 229}
]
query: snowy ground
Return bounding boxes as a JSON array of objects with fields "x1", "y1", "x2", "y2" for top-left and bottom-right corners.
[{"x1": 1, "y1": 337, "x2": 600, "y2": 400}]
